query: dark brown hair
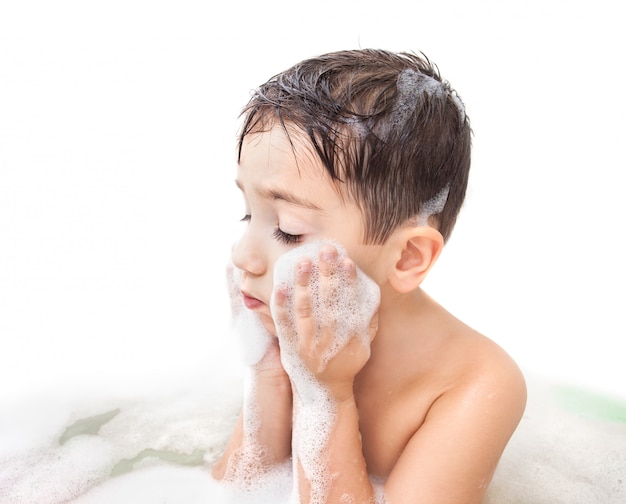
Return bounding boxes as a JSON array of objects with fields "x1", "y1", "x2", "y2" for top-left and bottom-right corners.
[{"x1": 237, "y1": 49, "x2": 472, "y2": 243}]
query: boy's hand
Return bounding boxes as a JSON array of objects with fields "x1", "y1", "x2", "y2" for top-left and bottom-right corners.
[
  {"x1": 272, "y1": 244, "x2": 379, "y2": 401},
  {"x1": 214, "y1": 265, "x2": 293, "y2": 483}
]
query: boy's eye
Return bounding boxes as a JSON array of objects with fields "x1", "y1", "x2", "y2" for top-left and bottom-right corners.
[
  {"x1": 273, "y1": 227, "x2": 302, "y2": 245},
  {"x1": 240, "y1": 214, "x2": 251, "y2": 223}
]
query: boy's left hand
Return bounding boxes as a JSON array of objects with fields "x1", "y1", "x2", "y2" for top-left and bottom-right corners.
[{"x1": 272, "y1": 245, "x2": 379, "y2": 401}]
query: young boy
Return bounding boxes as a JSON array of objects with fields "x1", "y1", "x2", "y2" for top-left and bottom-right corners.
[{"x1": 212, "y1": 49, "x2": 527, "y2": 503}]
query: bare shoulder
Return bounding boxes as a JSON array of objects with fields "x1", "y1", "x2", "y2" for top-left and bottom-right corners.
[
  {"x1": 381, "y1": 321, "x2": 528, "y2": 503},
  {"x1": 412, "y1": 291, "x2": 527, "y2": 416},
  {"x1": 458, "y1": 327, "x2": 527, "y2": 416},
  {"x1": 436, "y1": 320, "x2": 528, "y2": 431}
]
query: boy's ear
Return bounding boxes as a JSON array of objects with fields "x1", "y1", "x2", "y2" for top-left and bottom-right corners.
[{"x1": 388, "y1": 227, "x2": 444, "y2": 293}]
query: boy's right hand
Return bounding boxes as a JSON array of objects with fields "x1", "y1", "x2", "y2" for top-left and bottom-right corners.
[{"x1": 272, "y1": 246, "x2": 379, "y2": 400}]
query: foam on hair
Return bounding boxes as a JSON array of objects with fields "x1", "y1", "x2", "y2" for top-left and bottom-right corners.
[
  {"x1": 390, "y1": 69, "x2": 432, "y2": 129},
  {"x1": 270, "y1": 241, "x2": 380, "y2": 503},
  {"x1": 449, "y1": 91, "x2": 466, "y2": 122},
  {"x1": 390, "y1": 69, "x2": 465, "y2": 129},
  {"x1": 413, "y1": 184, "x2": 450, "y2": 227}
]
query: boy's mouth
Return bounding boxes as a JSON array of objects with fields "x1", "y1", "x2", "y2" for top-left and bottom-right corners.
[{"x1": 241, "y1": 291, "x2": 265, "y2": 310}]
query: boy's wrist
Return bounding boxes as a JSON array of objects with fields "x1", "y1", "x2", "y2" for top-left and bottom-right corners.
[
  {"x1": 322, "y1": 380, "x2": 356, "y2": 404},
  {"x1": 252, "y1": 340, "x2": 287, "y2": 373},
  {"x1": 254, "y1": 367, "x2": 292, "y2": 389}
]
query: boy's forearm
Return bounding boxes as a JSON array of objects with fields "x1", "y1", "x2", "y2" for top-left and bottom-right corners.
[
  {"x1": 211, "y1": 371, "x2": 293, "y2": 480},
  {"x1": 251, "y1": 373, "x2": 293, "y2": 460},
  {"x1": 295, "y1": 392, "x2": 375, "y2": 504}
]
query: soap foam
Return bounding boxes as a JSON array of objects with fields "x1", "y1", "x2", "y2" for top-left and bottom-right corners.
[
  {"x1": 227, "y1": 263, "x2": 273, "y2": 366},
  {"x1": 271, "y1": 241, "x2": 380, "y2": 373},
  {"x1": 484, "y1": 379, "x2": 626, "y2": 504},
  {"x1": 220, "y1": 366, "x2": 292, "y2": 497},
  {"x1": 413, "y1": 184, "x2": 450, "y2": 227},
  {"x1": 389, "y1": 69, "x2": 466, "y2": 132},
  {"x1": 2, "y1": 372, "x2": 624, "y2": 503},
  {"x1": 4, "y1": 258, "x2": 622, "y2": 503},
  {"x1": 0, "y1": 382, "x2": 241, "y2": 504},
  {"x1": 220, "y1": 260, "x2": 296, "y2": 497},
  {"x1": 390, "y1": 69, "x2": 433, "y2": 129},
  {"x1": 270, "y1": 241, "x2": 380, "y2": 504}
]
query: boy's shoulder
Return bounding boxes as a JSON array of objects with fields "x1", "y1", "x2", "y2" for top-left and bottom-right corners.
[
  {"x1": 417, "y1": 301, "x2": 527, "y2": 413},
  {"x1": 356, "y1": 298, "x2": 526, "y2": 478},
  {"x1": 364, "y1": 290, "x2": 526, "y2": 401},
  {"x1": 441, "y1": 324, "x2": 528, "y2": 421},
  {"x1": 412, "y1": 304, "x2": 528, "y2": 450}
]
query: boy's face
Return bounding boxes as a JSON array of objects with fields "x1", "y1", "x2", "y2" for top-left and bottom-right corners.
[{"x1": 232, "y1": 124, "x2": 384, "y2": 337}]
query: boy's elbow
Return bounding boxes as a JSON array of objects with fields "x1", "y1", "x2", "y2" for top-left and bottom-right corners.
[
  {"x1": 509, "y1": 360, "x2": 528, "y2": 421},
  {"x1": 211, "y1": 457, "x2": 228, "y2": 480}
]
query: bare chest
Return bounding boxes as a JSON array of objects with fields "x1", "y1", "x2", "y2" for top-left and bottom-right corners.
[{"x1": 354, "y1": 368, "x2": 441, "y2": 478}]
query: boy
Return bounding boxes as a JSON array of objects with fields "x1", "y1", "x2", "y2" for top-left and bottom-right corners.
[{"x1": 212, "y1": 49, "x2": 526, "y2": 503}]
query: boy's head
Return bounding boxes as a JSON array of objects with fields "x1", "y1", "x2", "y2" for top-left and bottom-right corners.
[{"x1": 237, "y1": 48, "x2": 472, "y2": 244}]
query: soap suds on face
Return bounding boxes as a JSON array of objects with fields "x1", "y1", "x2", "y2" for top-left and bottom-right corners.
[
  {"x1": 227, "y1": 263, "x2": 273, "y2": 366},
  {"x1": 221, "y1": 261, "x2": 291, "y2": 494}
]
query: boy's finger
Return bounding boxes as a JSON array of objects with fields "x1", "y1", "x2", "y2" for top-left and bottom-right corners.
[
  {"x1": 295, "y1": 258, "x2": 315, "y2": 332},
  {"x1": 340, "y1": 257, "x2": 356, "y2": 281},
  {"x1": 318, "y1": 245, "x2": 337, "y2": 279},
  {"x1": 273, "y1": 286, "x2": 300, "y2": 347},
  {"x1": 273, "y1": 287, "x2": 289, "y2": 322}
]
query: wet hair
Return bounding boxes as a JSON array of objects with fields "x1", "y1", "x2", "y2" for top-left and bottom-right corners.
[{"x1": 237, "y1": 49, "x2": 472, "y2": 244}]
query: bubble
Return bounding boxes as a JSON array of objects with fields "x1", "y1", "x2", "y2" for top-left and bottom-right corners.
[
  {"x1": 228, "y1": 263, "x2": 273, "y2": 366},
  {"x1": 413, "y1": 184, "x2": 450, "y2": 227}
]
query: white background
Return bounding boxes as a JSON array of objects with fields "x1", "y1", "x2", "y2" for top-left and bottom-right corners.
[{"x1": 1, "y1": 0, "x2": 625, "y2": 407}]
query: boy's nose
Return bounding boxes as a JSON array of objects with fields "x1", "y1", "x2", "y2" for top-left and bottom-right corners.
[{"x1": 231, "y1": 230, "x2": 266, "y2": 277}]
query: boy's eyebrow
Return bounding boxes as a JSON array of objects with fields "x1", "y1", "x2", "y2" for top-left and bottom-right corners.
[
  {"x1": 235, "y1": 179, "x2": 322, "y2": 211},
  {"x1": 262, "y1": 188, "x2": 323, "y2": 211}
]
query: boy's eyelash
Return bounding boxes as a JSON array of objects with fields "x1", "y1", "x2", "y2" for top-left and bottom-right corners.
[
  {"x1": 239, "y1": 215, "x2": 302, "y2": 245},
  {"x1": 273, "y1": 227, "x2": 302, "y2": 245}
]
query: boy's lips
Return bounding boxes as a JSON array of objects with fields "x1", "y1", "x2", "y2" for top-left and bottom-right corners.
[{"x1": 241, "y1": 291, "x2": 265, "y2": 310}]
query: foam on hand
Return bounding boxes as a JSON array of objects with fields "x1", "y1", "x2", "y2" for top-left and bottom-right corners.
[
  {"x1": 270, "y1": 240, "x2": 381, "y2": 504},
  {"x1": 271, "y1": 241, "x2": 380, "y2": 375},
  {"x1": 218, "y1": 364, "x2": 292, "y2": 499}
]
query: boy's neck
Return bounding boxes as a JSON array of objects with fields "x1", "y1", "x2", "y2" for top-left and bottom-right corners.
[
  {"x1": 379, "y1": 284, "x2": 430, "y2": 315},
  {"x1": 375, "y1": 285, "x2": 454, "y2": 350}
]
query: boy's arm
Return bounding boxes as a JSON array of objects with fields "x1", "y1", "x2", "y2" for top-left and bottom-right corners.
[
  {"x1": 211, "y1": 339, "x2": 293, "y2": 481},
  {"x1": 383, "y1": 357, "x2": 527, "y2": 504},
  {"x1": 212, "y1": 263, "x2": 293, "y2": 481},
  {"x1": 273, "y1": 246, "x2": 526, "y2": 503},
  {"x1": 272, "y1": 250, "x2": 380, "y2": 503},
  {"x1": 290, "y1": 334, "x2": 526, "y2": 504},
  {"x1": 294, "y1": 343, "x2": 379, "y2": 503}
]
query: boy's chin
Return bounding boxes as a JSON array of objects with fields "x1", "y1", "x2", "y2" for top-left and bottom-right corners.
[{"x1": 259, "y1": 312, "x2": 278, "y2": 338}]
